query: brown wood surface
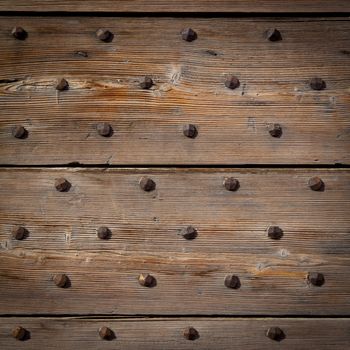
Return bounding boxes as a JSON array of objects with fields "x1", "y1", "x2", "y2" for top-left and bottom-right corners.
[
  {"x1": 0, "y1": 168, "x2": 349, "y2": 254},
  {"x1": 1, "y1": 317, "x2": 350, "y2": 350},
  {"x1": 0, "y1": 168, "x2": 349, "y2": 315},
  {"x1": 0, "y1": 0, "x2": 350, "y2": 13},
  {"x1": 0, "y1": 17, "x2": 349, "y2": 165}
]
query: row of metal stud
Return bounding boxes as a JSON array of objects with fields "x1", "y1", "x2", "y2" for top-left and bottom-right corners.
[
  {"x1": 11, "y1": 324, "x2": 286, "y2": 342},
  {"x1": 11, "y1": 122, "x2": 285, "y2": 140}
]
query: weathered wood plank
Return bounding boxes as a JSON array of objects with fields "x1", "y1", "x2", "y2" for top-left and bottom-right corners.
[
  {"x1": 0, "y1": 168, "x2": 349, "y2": 254},
  {"x1": 0, "y1": 168, "x2": 349, "y2": 315},
  {"x1": 1, "y1": 248, "x2": 349, "y2": 315},
  {"x1": 0, "y1": 0, "x2": 349, "y2": 13},
  {"x1": 1, "y1": 317, "x2": 350, "y2": 350},
  {"x1": 0, "y1": 17, "x2": 349, "y2": 165}
]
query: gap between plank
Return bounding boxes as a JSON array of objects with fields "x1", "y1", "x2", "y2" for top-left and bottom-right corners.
[
  {"x1": 0, "y1": 164, "x2": 348, "y2": 169},
  {"x1": 0, "y1": 12, "x2": 349, "y2": 18}
]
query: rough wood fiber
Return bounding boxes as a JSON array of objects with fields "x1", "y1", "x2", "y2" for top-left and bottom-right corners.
[
  {"x1": 0, "y1": 248, "x2": 349, "y2": 315},
  {"x1": 1, "y1": 317, "x2": 350, "y2": 350},
  {"x1": 0, "y1": 0, "x2": 349, "y2": 13},
  {"x1": 0, "y1": 168, "x2": 349, "y2": 253},
  {"x1": 0, "y1": 17, "x2": 349, "y2": 165},
  {"x1": 0, "y1": 168, "x2": 349, "y2": 315}
]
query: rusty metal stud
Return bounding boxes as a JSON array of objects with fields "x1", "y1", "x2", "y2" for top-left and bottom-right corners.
[
  {"x1": 307, "y1": 272, "x2": 325, "y2": 287},
  {"x1": 223, "y1": 177, "x2": 239, "y2": 191},
  {"x1": 140, "y1": 76, "x2": 153, "y2": 89},
  {"x1": 97, "y1": 226, "x2": 111, "y2": 240},
  {"x1": 12, "y1": 125, "x2": 27, "y2": 139},
  {"x1": 181, "y1": 28, "x2": 197, "y2": 42},
  {"x1": 53, "y1": 273, "x2": 69, "y2": 288},
  {"x1": 96, "y1": 28, "x2": 114, "y2": 42},
  {"x1": 266, "y1": 327, "x2": 285, "y2": 341},
  {"x1": 56, "y1": 78, "x2": 69, "y2": 91},
  {"x1": 267, "y1": 226, "x2": 283, "y2": 240},
  {"x1": 12, "y1": 326, "x2": 27, "y2": 340},
  {"x1": 12, "y1": 27, "x2": 27, "y2": 40},
  {"x1": 183, "y1": 124, "x2": 198, "y2": 138},
  {"x1": 225, "y1": 75, "x2": 240, "y2": 90},
  {"x1": 183, "y1": 326, "x2": 199, "y2": 341},
  {"x1": 99, "y1": 326, "x2": 115, "y2": 340},
  {"x1": 96, "y1": 122, "x2": 113, "y2": 137},
  {"x1": 268, "y1": 123, "x2": 282, "y2": 138},
  {"x1": 138, "y1": 273, "x2": 155, "y2": 287},
  {"x1": 55, "y1": 177, "x2": 71, "y2": 192},
  {"x1": 180, "y1": 226, "x2": 197, "y2": 240},
  {"x1": 265, "y1": 28, "x2": 282, "y2": 42},
  {"x1": 12, "y1": 225, "x2": 27, "y2": 240},
  {"x1": 308, "y1": 176, "x2": 324, "y2": 191},
  {"x1": 224, "y1": 274, "x2": 241, "y2": 289},
  {"x1": 310, "y1": 77, "x2": 326, "y2": 91},
  {"x1": 139, "y1": 176, "x2": 156, "y2": 192}
]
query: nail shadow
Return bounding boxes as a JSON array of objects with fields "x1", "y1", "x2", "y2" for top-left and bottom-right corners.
[
  {"x1": 104, "y1": 330, "x2": 116, "y2": 341},
  {"x1": 104, "y1": 33, "x2": 114, "y2": 43},
  {"x1": 62, "y1": 277, "x2": 72, "y2": 289},
  {"x1": 22, "y1": 330, "x2": 31, "y2": 341}
]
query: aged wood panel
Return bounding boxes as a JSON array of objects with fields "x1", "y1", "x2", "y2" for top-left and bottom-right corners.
[
  {"x1": 0, "y1": 248, "x2": 349, "y2": 315},
  {"x1": 0, "y1": 17, "x2": 349, "y2": 165},
  {"x1": 0, "y1": 168, "x2": 349, "y2": 315},
  {"x1": 0, "y1": 317, "x2": 350, "y2": 350},
  {"x1": 0, "y1": 168, "x2": 349, "y2": 254},
  {"x1": 0, "y1": 0, "x2": 350, "y2": 13}
]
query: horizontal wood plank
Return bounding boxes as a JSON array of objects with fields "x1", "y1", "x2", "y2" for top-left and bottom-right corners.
[
  {"x1": 0, "y1": 168, "x2": 349, "y2": 315},
  {"x1": 0, "y1": 248, "x2": 349, "y2": 315},
  {"x1": 0, "y1": 0, "x2": 350, "y2": 13},
  {"x1": 0, "y1": 168, "x2": 349, "y2": 254},
  {"x1": 0, "y1": 17, "x2": 349, "y2": 165},
  {"x1": 1, "y1": 317, "x2": 350, "y2": 349}
]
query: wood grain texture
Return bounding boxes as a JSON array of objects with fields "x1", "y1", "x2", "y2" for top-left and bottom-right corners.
[
  {"x1": 0, "y1": 17, "x2": 349, "y2": 165},
  {"x1": 1, "y1": 317, "x2": 350, "y2": 350},
  {"x1": 0, "y1": 0, "x2": 350, "y2": 13},
  {"x1": 0, "y1": 168, "x2": 349, "y2": 254},
  {"x1": 0, "y1": 168, "x2": 349, "y2": 315}
]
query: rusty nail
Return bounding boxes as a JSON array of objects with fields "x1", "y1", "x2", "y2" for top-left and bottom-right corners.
[
  {"x1": 140, "y1": 76, "x2": 153, "y2": 89},
  {"x1": 53, "y1": 273, "x2": 69, "y2": 288},
  {"x1": 96, "y1": 28, "x2": 114, "y2": 42},
  {"x1": 183, "y1": 124, "x2": 198, "y2": 138},
  {"x1": 138, "y1": 273, "x2": 155, "y2": 287},
  {"x1": 55, "y1": 178, "x2": 71, "y2": 192},
  {"x1": 224, "y1": 274, "x2": 241, "y2": 289},
  {"x1": 139, "y1": 176, "x2": 156, "y2": 192},
  {"x1": 12, "y1": 225, "x2": 27, "y2": 240},
  {"x1": 96, "y1": 122, "x2": 113, "y2": 137},
  {"x1": 267, "y1": 226, "x2": 283, "y2": 240},
  {"x1": 225, "y1": 75, "x2": 240, "y2": 90},
  {"x1": 308, "y1": 176, "x2": 324, "y2": 191},
  {"x1": 56, "y1": 78, "x2": 69, "y2": 91},
  {"x1": 12, "y1": 326, "x2": 27, "y2": 340},
  {"x1": 99, "y1": 326, "x2": 115, "y2": 340},
  {"x1": 183, "y1": 326, "x2": 199, "y2": 341},
  {"x1": 265, "y1": 28, "x2": 282, "y2": 42},
  {"x1": 268, "y1": 123, "x2": 282, "y2": 138},
  {"x1": 97, "y1": 226, "x2": 111, "y2": 240},
  {"x1": 266, "y1": 327, "x2": 285, "y2": 341},
  {"x1": 307, "y1": 272, "x2": 325, "y2": 287},
  {"x1": 180, "y1": 226, "x2": 197, "y2": 240},
  {"x1": 181, "y1": 28, "x2": 197, "y2": 42},
  {"x1": 223, "y1": 177, "x2": 239, "y2": 191},
  {"x1": 12, "y1": 125, "x2": 27, "y2": 139},
  {"x1": 310, "y1": 77, "x2": 326, "y2": 91},
  {"x1": 12, "y1": 27, "x2": 27, "y2": 40}
]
